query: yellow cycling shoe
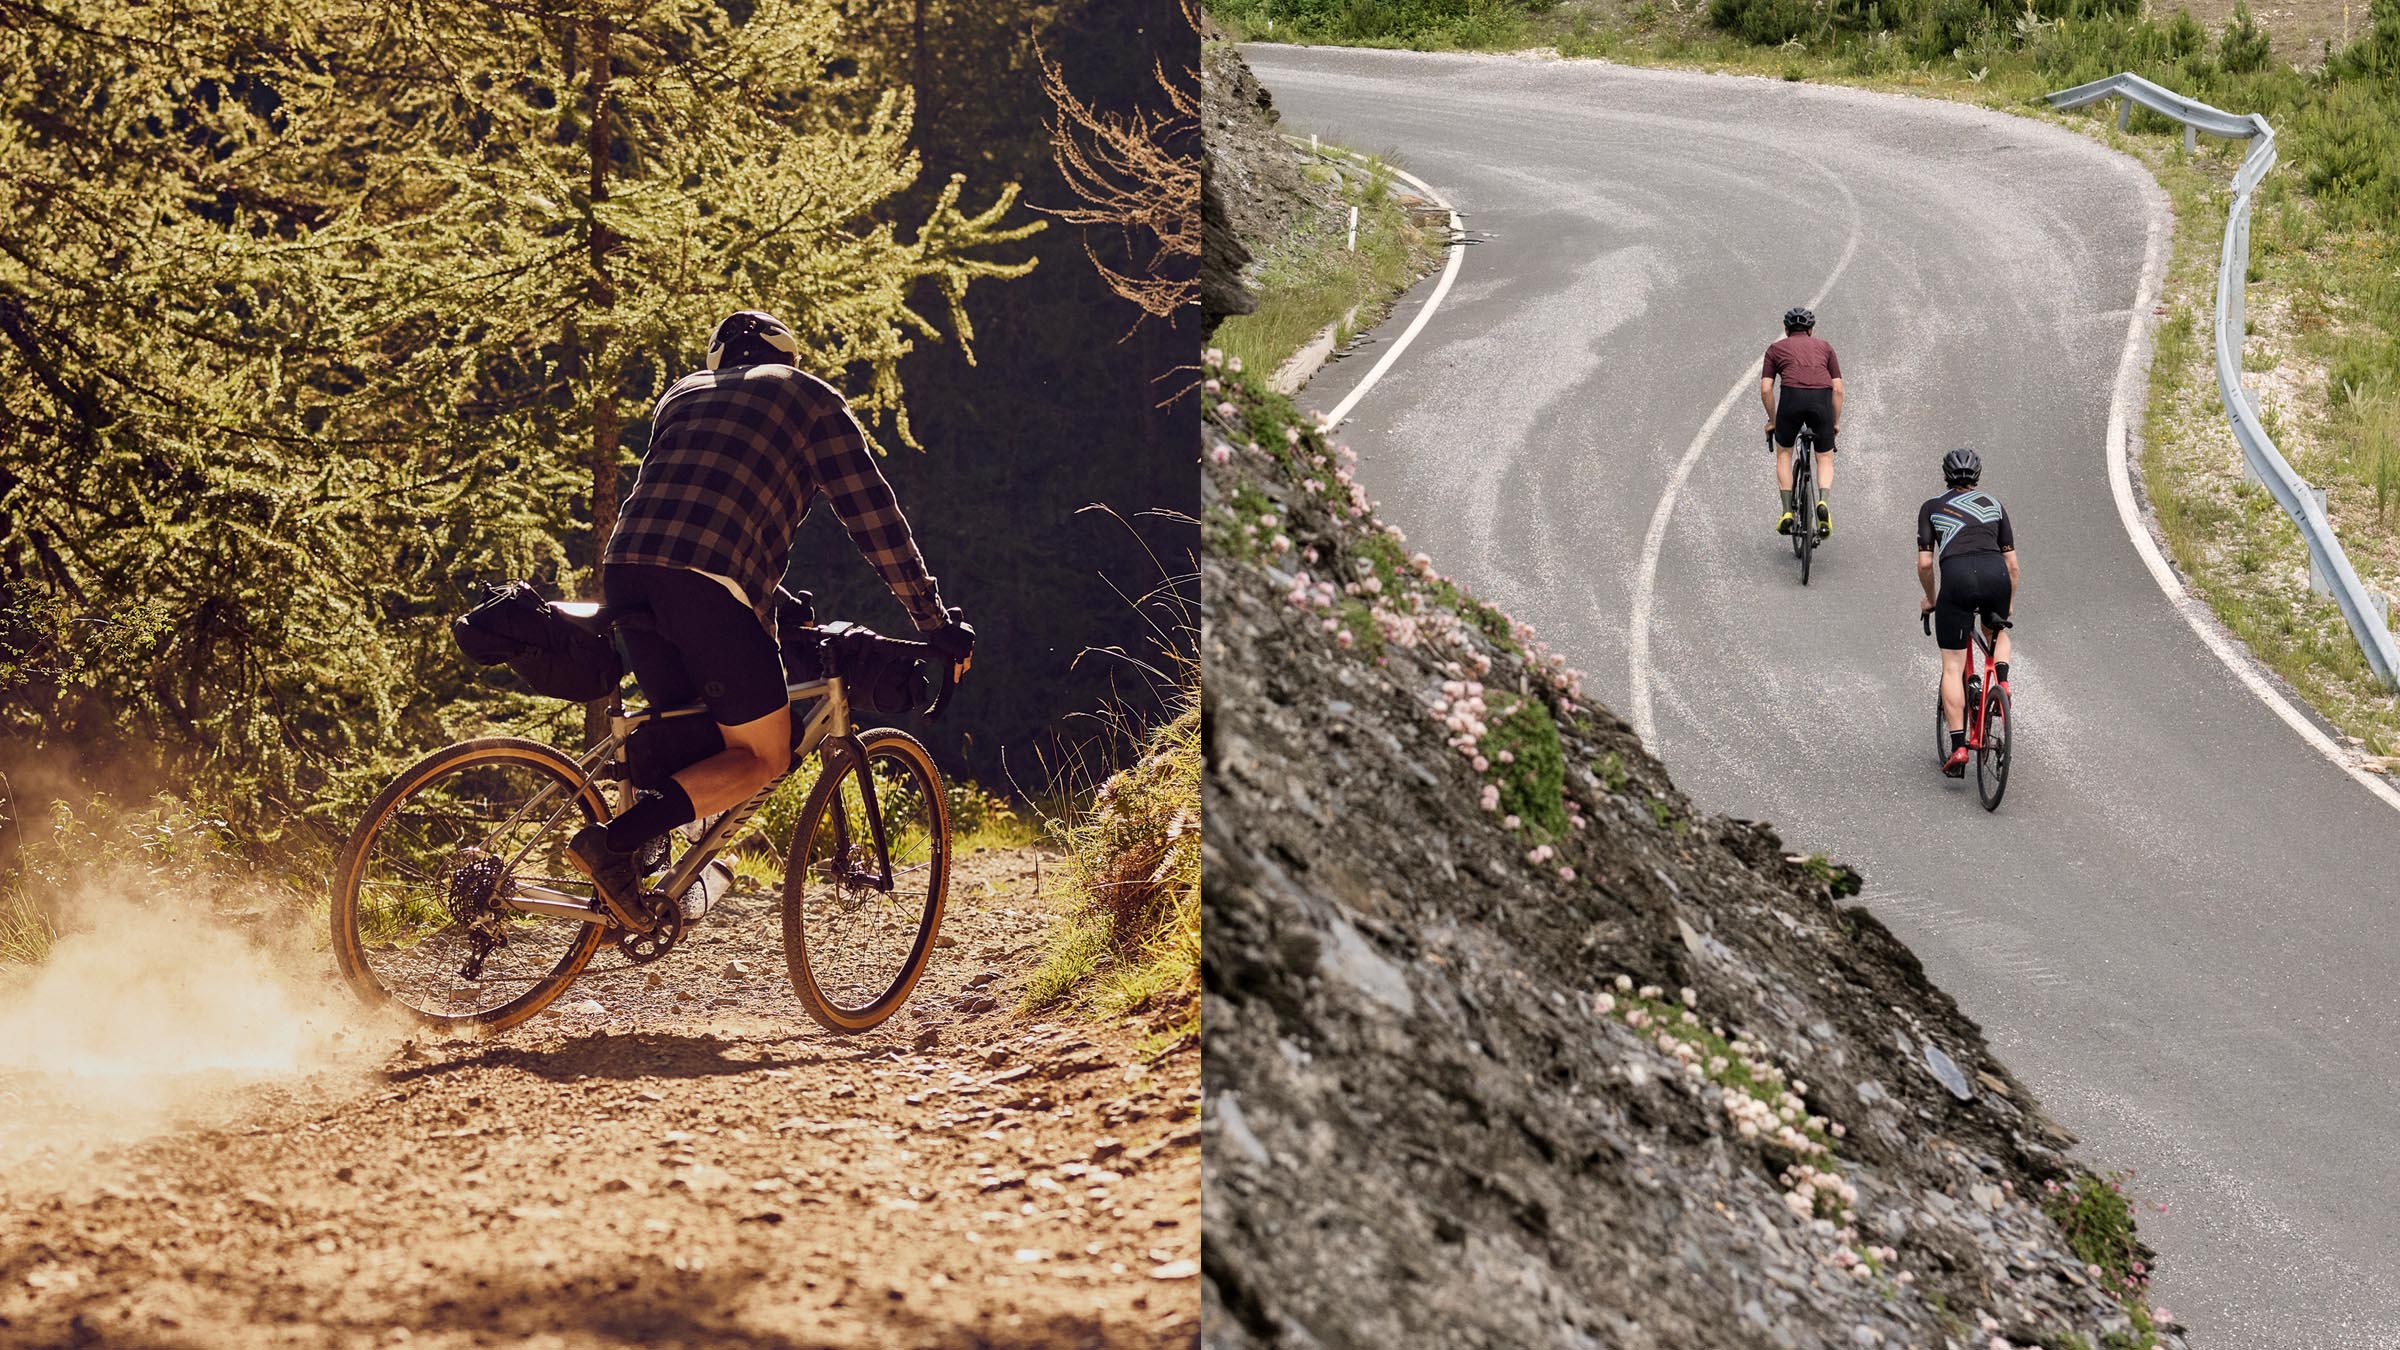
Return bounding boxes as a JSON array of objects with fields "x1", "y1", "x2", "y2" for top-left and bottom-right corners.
[{"x1": 1776, "y1": 510, "x2": 1795, "y2": 536}]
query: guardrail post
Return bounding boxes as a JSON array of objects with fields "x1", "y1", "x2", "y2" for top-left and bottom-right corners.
[
  {"x1": 2307, "y1": 486, "x2": 2333, "y2": 597},
  {"x1": 2118, "y1": 98, "x2": 2131, "y2": 130},
  {"x1": 2185, "y1": 123, "x2": 2197, "y2": 154}
]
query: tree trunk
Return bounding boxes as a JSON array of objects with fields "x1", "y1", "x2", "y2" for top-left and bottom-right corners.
[
  {"x1": 912, "y1": 0, "x2": 928, "y2": 124},
  {"x1": 584, "y1": 18, "x2": 620, "y2": 746}
]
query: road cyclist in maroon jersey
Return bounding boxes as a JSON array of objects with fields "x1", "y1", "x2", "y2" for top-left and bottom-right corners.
[{"x1": 1761, "y1": 306, "x2": 1844, "y2": 540}]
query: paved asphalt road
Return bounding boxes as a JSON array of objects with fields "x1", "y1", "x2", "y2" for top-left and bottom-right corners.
[{"x1": 1247, "y1": 45, "x2": 2400, "y2": 1349}]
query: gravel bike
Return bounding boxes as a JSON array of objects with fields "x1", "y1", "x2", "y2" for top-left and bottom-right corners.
[
  {"x1": 1925, "y1": 609, "x2": 2012, "y2": 811},
  {"x1": 332, "y1": 602, "x2": 959, "y2": 1034},
  {"x1": 1783, "y1": 425, "x2": 1824, "y2": 585}
]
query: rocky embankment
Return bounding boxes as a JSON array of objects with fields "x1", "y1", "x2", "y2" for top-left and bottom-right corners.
[{"x1": 1197, "y1": 358, "x2": 2181, "y2": 1350}]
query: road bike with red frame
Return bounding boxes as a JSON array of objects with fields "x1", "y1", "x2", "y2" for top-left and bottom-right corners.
[{"x1": 1924, "y1": 609, "x2": 2012, "y2": 811}]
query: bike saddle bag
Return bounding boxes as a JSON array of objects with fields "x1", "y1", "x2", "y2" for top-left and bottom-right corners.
[
  {"x1": 451, "y1": 580, "x2": 623, "y2": 703},
  {"x1": 823, "y1": 623, "x2": 928, "y2": 717}
]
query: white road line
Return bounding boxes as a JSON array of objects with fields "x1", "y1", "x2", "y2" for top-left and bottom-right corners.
[
  {"x1": 1628, "y1": 178, "x2": 1863, "y2": 747},
  {"x1": 2101, "y1": 208, "x2": 2400, "y2": 814},
  {"x1": 1305, "y1": 152, "x2": 1466, "y2": 430}
]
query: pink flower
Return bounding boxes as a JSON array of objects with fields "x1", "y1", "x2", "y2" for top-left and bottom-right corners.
[
  {"x1": 1271, "y1": 535, "x2": 1291, "y2": 553},
  {"x1": 1258, "y1": 513, "x2": 1278, "y2": 529},
  {"x1": 1473, "y1": 755, "x2": 1490, "y2": 772},
  {"x1": 1503, "y1": 814, "x2": 1521, "y2": 830},
  {"x1": 1210, "y1": 446, "x2": 1231, "y2": 465},
  {"x1": 1335, "y1": 630, "x2": 1354, "y2": 649},
  {"x1": 1558, "y1": 867, "x2": 1576, "y2": 881},
  {"x1": 2154, "y1": 1308, "x2": 2172, "y2": 1323},
  {"x1": 1496, "y1": 750, "x2": 1515, "y2": 764}
]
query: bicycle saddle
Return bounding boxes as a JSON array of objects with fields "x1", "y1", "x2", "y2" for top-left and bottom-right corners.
[
  {"x1": 547, "y1": 601, "x2": 611, "y2": 638},
  {"x1": 548, "y1": 601, "x2": 655, "y2": 638}
]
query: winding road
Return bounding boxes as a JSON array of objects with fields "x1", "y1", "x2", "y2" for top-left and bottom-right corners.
[{"x1": 1247, "y1": 45, "x2": 2400, "y2": 1350}]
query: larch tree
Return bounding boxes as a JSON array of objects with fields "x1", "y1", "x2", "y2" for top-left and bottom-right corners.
[{"x1": 0, "y1": 0, "x2": 1037, "y2": 827}]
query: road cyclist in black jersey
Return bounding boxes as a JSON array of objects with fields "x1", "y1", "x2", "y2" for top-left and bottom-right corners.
[
  {"x1": 1916, "y1": 447, "x2": 2019, "y2": 778},
  {"x1": 1761, "y1": 305, "x2": 1844, "y2": 540}
]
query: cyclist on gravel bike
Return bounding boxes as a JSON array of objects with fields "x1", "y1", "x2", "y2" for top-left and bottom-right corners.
[
  {"x1": 567, "y1": 310, "x2": 973, "y2": 925},
  {"x1": 1917, "y1": 447, "x2": 2017, "y2": 777},
  {"x1": 1762, "y1": 306, "x2": 1844, "y2": 539}
]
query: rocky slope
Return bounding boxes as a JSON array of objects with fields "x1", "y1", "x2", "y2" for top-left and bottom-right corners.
[{"x1": 1197, "y1": 357, "x2": 2183, "y2": 1349}]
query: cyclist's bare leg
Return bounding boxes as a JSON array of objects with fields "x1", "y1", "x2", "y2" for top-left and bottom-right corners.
[
  {"x1": 1775, "y1": 443, "x2": 1796, "y2": 491},
  {"x1": 1990, "y1": 623, "x2": 2013, "y2": 673},
  {"x1": 1815, "y1": 450, "x2": 1834, "y2": 491},
  {"x1": 1940, "y1": 648, "x2": 1970, "y2": 733},
  {"x1": 674, "y1": 704, "x2": 793, "y2": 817}
]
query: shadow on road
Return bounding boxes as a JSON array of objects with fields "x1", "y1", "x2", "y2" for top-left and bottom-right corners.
[{"x1": 382, "y1": 1030, "x2": 882, "y2": 1087}]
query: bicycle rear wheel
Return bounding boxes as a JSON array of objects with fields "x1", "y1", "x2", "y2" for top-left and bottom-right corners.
[
  {"x1": 783, "y1": 728, "x2": 950, "y2": 1033},
  {"x1": 1933, "y1": 689, "x2": 1950, "y2": 767},
  {"x1": 1796, "y1": 466, "x2": 1816, "y2": 584},
  {"x1": 1977, "y1": 686, "x2": 2013, "y2": 811},
  {"x1": 331, "y1": 738, "x2": 610, "y2": 1030}
]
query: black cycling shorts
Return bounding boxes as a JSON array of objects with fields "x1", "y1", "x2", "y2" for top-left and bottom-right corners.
[
  {"x1": 1933, "y1": 552, "x2": 2012, "y2": 651},
  {"x1": 601, "y1": 563, "x2": 788, "y2": 726},
  {"x1": 1772, "y1": 385, "x2": 1838, "y2": 453}
]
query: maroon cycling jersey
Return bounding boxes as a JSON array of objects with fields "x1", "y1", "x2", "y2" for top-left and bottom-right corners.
[{"x1": 1763, "y1": 334, "x2": 1842, "y2": 389}]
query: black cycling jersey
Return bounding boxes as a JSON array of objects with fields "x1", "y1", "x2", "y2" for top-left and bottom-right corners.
[{"x1": 1916, "y1": 488, "x2": 2014, "y2": 560}]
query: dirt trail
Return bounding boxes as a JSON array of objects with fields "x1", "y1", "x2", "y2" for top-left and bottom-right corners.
[{"x1": 0, "y1": 845, "x2": 1200, "y2": 1349}]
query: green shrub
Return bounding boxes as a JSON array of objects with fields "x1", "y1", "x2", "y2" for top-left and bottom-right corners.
[
  {"x1": 1712, "y1": 0, "x2": 1825, "y2": 47},
  {"x1": 2293, "y1": 82, "x2": 2400, "y2": 227},
  {"x1": 1914, "y1": 0, "x2": 1991, "y2": 61},
  {"x1": 2218, "y1": 3, "x2": 2272, "y2": 74}
]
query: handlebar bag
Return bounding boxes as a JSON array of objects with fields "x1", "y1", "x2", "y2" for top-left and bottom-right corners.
[
  {"x1": 825, "y1": 625, "x2": 928, "y2": 717},
  {"x1": 451, "y1": 581, "x2": 623, "y2": 703}
]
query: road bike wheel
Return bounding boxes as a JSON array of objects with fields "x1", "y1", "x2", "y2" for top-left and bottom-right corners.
[
  {"x1": 332, "y1": 738, "x2": 610, "y2": 1031},
  {"x1": 1796, "y1": 468, "x2": 1816, "y2": 584},
  {"x1": 1933, "y1": 689, "x2": 1950, "y2": 767},
  {"x1": 1977, "y1": 686, "x2": 2013, "y2": 811},
  {"x1": 784, "y1": 727, "x2": 950, "y2": 1033}
]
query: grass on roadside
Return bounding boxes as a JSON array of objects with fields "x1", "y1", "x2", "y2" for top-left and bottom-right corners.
[
  {"x1": 1024, "y1": 688, "x2": 1201, "y2": 1052},
  {"x1": 1213, "y1": 149, "x2": 1442, "y2": 380}
]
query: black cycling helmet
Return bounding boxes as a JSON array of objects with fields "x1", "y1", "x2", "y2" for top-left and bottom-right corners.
[
  {"x1": 707, "y1": 309, "x2": 800, "y2": 371},
  {"x1": 1782, "y1": 306, "x2": 1816, "y2": 332},
  {"x1": 1942, "y1": 447, "x2": 1982, "y2": 486}
]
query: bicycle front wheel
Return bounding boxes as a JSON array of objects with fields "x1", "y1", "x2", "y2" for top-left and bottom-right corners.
[
  {"x1": 1796, "y1": 468, "x2": 1816, "y2": 583},
  {"x1": 331, "y1": 737, "x2": 610, "y2": 1031},
  {"x1": 1977, "y1": 686, "x2": 2013, "y2": 811},
  {"x1": 783, "y1": 728, "x2": 951, "y2": 1033}
]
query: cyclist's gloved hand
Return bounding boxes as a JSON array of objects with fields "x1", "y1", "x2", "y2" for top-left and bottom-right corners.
[{"x1": 927, "y1": 607, "x2": 974, "y2": 674}]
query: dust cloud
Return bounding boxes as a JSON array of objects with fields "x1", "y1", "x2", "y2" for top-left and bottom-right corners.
[{"x1": 0, "y1": 881, "x2": 400, "y2": 1185}]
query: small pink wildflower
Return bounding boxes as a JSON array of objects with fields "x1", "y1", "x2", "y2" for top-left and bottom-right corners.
[{"x1": 1558, "y1": 866, "x2": 1575, "y2": 881}]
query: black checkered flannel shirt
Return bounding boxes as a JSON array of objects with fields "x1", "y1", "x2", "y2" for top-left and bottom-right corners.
[{"x1": 605, "y1": 364, "x2": 946, "y2": 632}]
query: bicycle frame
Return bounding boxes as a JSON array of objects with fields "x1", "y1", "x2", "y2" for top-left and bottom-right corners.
[
  {"x1": 498, "y1": 673, "x2": 871, "y2": 927},
  {"x1": 1962, "y1": 626, "x2": 2001, "y2": 748}
]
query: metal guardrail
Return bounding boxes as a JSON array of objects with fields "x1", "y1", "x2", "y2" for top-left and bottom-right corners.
[{"x1": 2049, "y1": 72, "x2": 2400, "y2": 691}]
